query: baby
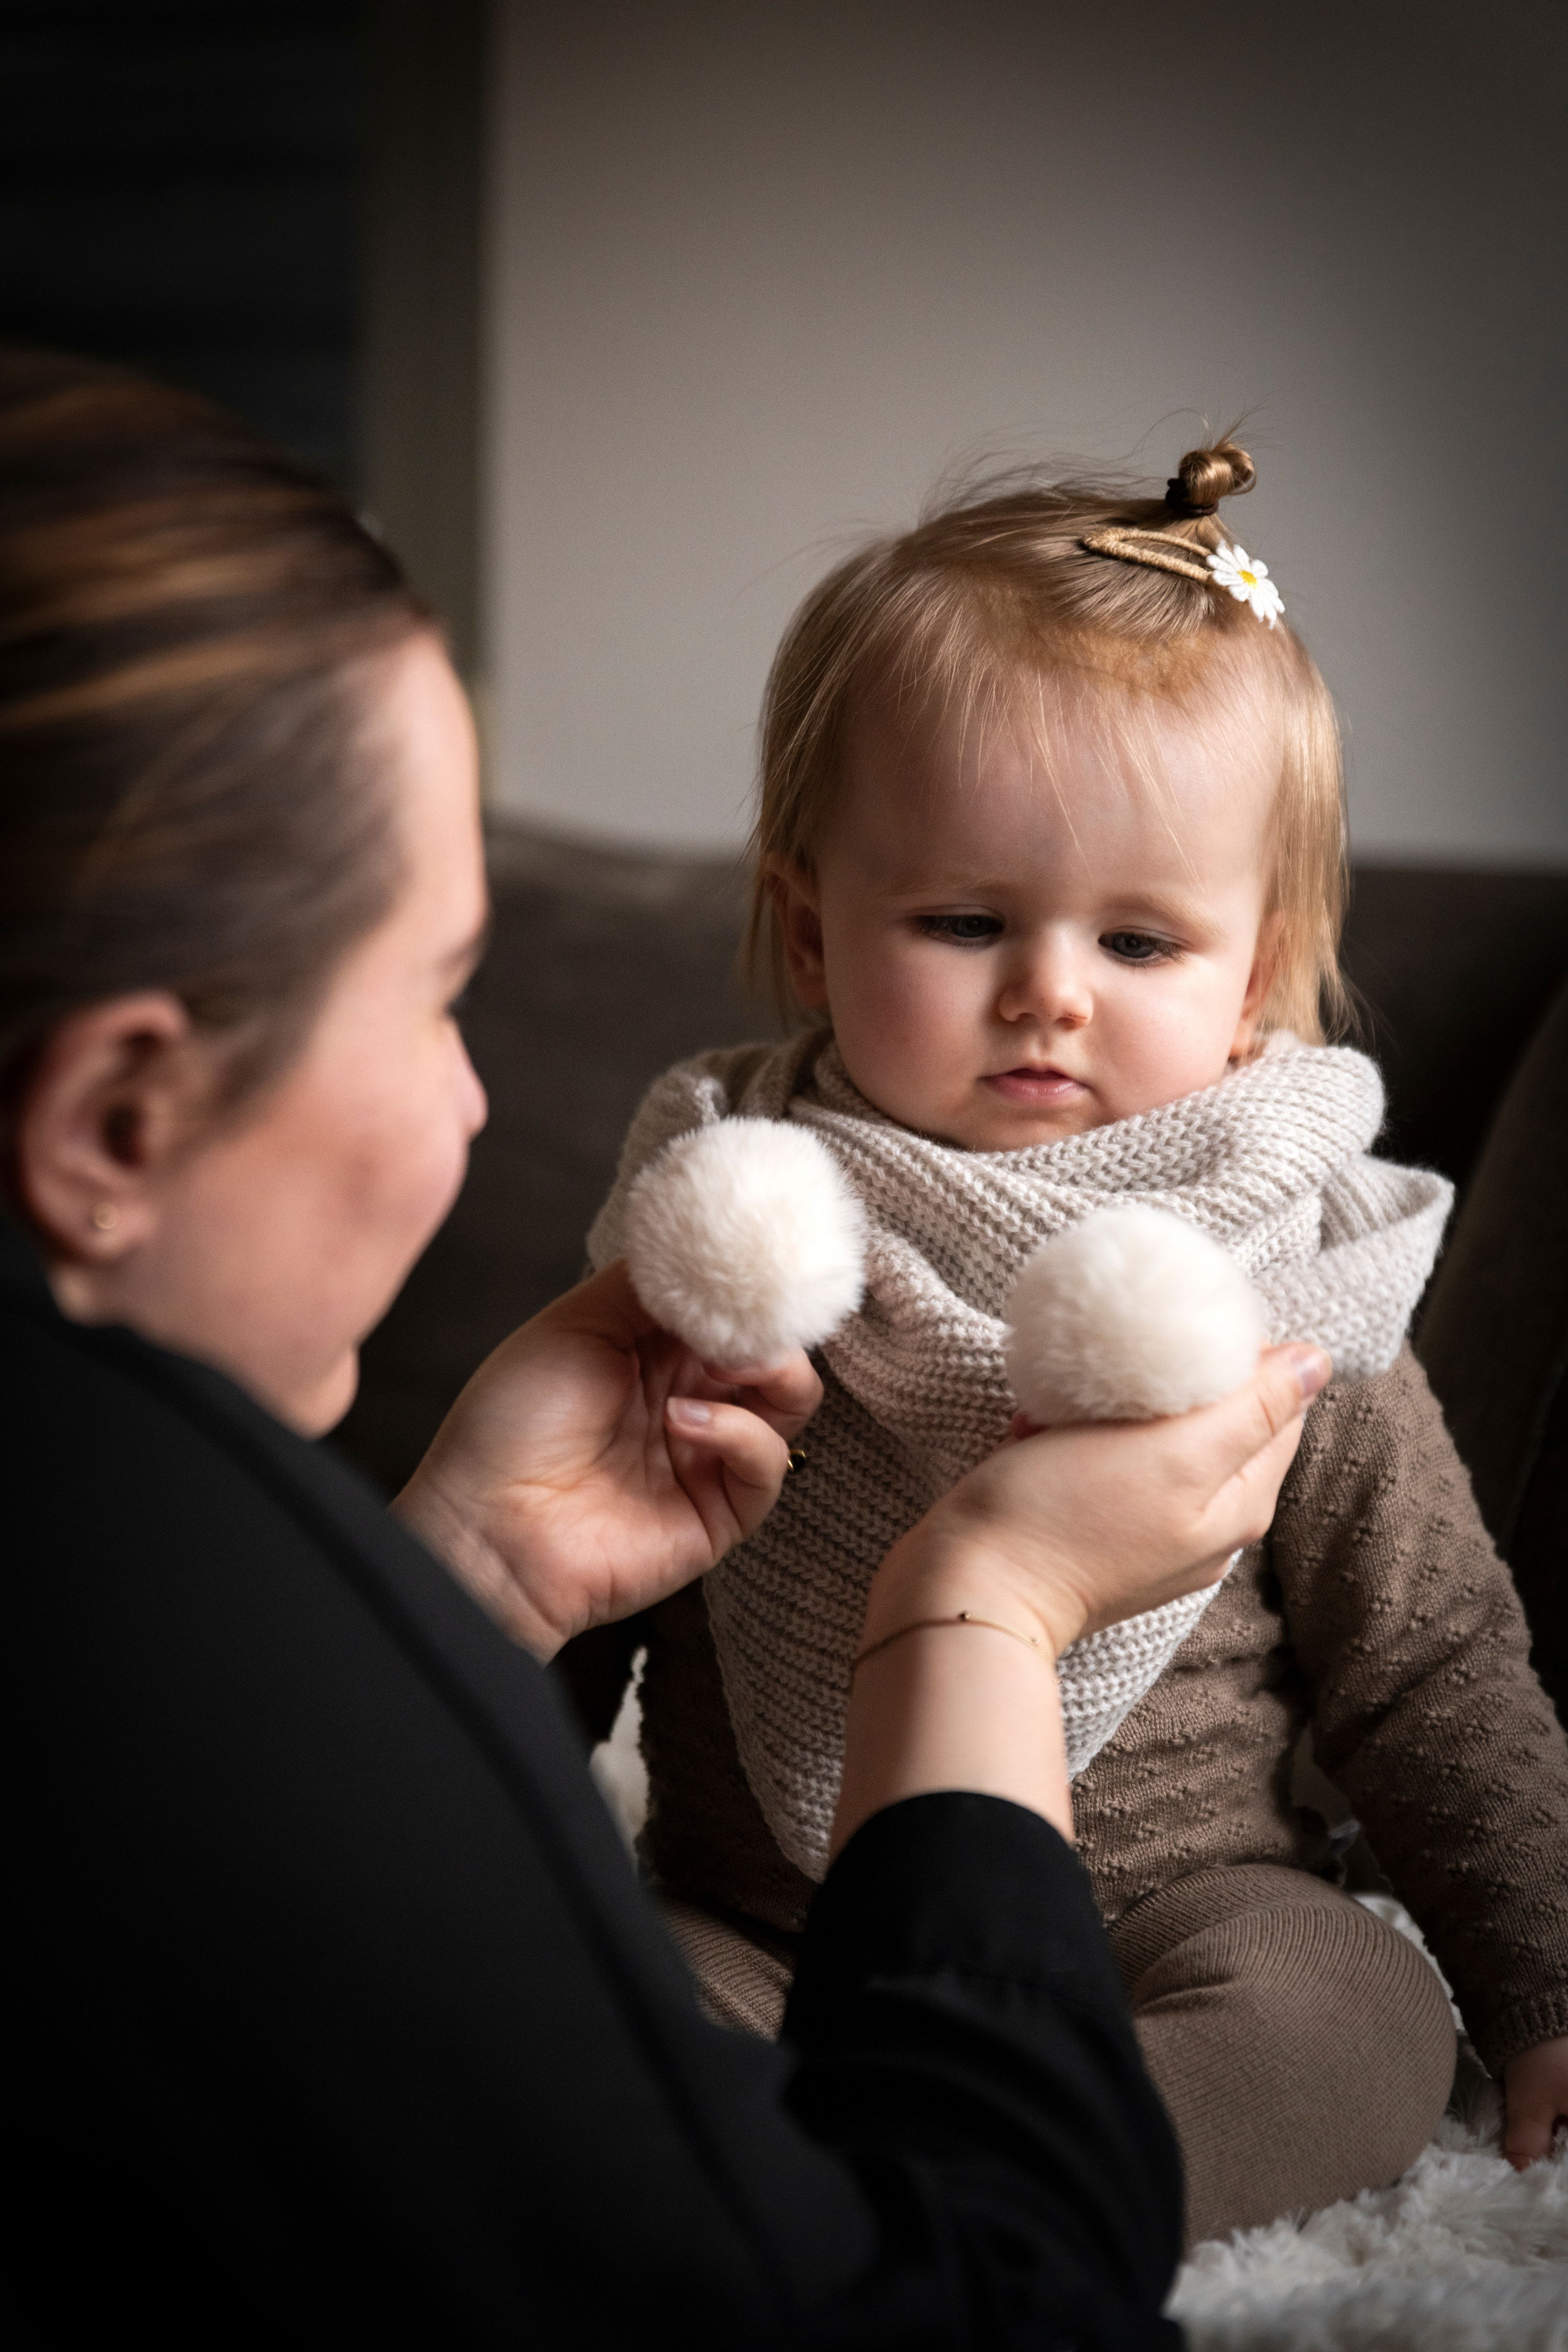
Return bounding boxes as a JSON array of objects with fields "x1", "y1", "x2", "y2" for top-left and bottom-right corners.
[{"x1": 586, "y1": 442, "x2": 1568, "y2": 2243}]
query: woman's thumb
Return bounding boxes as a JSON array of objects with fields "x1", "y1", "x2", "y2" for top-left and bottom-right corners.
[
  {"x1": 1195, "y1": 1344, "x2": 1330, "y2": 1491},
  {"x1": 1270, "y1": 1344, "x2": 1332, "y2": 1415}
]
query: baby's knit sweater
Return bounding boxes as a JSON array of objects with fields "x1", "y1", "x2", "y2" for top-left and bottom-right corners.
[{"x1": 597, "y1": 1038, "x2": 1568, "y2": 2073}]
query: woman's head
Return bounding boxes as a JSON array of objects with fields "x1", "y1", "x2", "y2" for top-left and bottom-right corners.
[
  {"x1": 754, "y1": 441, "x2": 1348, "y2": 1150},
  {"x1": 0, "y1": 349, "x2": 430, "y2": 1109},
  {"x1": 1, "y1": 351, "x2": 488, "y2": 1430}
]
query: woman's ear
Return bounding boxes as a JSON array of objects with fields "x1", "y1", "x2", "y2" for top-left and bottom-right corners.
[
  {"x1": 13, "y1": 993, "x2": 207, "y2": 1266},
  {"x1": 767, "y1": 860, "x2": 831, "y2": 1012},
  {"x1": 1229, "y1": 911, "x2": 1286, "y2": 1061}
]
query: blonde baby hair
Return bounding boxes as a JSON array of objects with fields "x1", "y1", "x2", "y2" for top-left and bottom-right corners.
[{"x1": 748, "y1": 439, "x2": 1348, "y2": 1042}]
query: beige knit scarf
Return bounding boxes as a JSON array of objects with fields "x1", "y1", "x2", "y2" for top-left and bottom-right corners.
[{"x1": 589, "y1": 1031, "x2": 1452, "y2": 1882}]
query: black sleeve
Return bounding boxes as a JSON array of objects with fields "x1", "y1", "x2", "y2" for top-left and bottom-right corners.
[
  {"x1": 6, "y1": 1256, "x2": 1182, "y2": 2351},
  {"x1": 786, "y1": 1797, "x2": 1185, "y2": 2348}
]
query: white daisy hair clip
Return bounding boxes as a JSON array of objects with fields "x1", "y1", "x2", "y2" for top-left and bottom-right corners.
[
  {"x1": 1078, "y1": 523, "x2": 1287, "y2": 626},
  {"x1": 1206, "y1": 543, "x2": 1284, "y2": 628}
]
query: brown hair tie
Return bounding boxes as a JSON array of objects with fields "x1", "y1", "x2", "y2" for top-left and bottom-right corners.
[{"x1": 1166, "y1": 476, "x2": 1218, "y2": 516}]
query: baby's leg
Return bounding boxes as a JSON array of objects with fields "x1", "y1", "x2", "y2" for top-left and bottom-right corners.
[
  {"x1": 1111, "y1": 1864, "x2": 1455, "y2": 2247},
  {"x1": 658, "y1": 1892, "x2": 794, "y2": 2037}
]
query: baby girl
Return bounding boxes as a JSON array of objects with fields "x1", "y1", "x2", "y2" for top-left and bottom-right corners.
[{"x1": 586, "y1": 442, "x2": 1568, "y2": 2243}]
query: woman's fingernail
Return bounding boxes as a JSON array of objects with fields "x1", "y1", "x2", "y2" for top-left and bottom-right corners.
[
  {"x1": 1287, "y1": 1346, "x2": 1331, "y2": 1401},
  {"x1": 667, "y1": 1397, "x2": 713, "y2": 1429}
]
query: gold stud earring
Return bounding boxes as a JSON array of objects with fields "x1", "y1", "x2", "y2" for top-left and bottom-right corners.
[{"x1": 91, "y1": 1203, "x2": 118, "y2": 1232}]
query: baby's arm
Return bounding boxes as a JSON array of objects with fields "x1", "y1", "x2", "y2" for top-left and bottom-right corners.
[
  {"x1": 1272, "y1": 1350, "x2": 1568, "y2": 2101},
  {"x1": 1503, "y1": 2035, "x2": 1568, "y2": 2167}
]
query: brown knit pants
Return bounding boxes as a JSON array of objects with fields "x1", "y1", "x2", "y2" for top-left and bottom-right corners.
[
  {"x1": 1109, "y1": 1864, "x2": 1457, "y2": 2247},
  {"x1": 662, "y1": 1862, "x2": 1457, "y2": 2250}
]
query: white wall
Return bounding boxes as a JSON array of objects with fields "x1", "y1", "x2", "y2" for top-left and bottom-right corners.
[{"x1": 484, "y1": 0, "x2": 1567, "y2": 863}]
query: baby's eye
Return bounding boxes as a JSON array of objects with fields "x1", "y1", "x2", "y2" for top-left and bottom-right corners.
[
  {"x1": 1101, "y1": 930, "x2": 1174, "y2": 964},
  {"x1": 918, "y1": 913, "x2": 1005, "y2": 945}
]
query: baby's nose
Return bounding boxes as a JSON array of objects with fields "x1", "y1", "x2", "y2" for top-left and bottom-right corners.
[{"x1": 997, "y1": 946, "x2": 1093, "y2": 1027}]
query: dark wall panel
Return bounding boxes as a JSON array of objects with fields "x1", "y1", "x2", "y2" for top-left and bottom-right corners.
[{"x1": 0, "y1": 1, "x2": 361, "y2": 486}]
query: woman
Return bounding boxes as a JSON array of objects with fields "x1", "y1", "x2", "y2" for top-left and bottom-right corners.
[{"x1": 5, "y1": 351, "x2": 1322, "y2": 2346}]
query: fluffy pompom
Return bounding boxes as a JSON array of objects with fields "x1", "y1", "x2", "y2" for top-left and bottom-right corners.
[
  {"x1": 624, "y1": 1119, "x2": 866, "y2": 1367},
  {"x1": 1003, "y1": 1204, "x2": 1266, "y2": 1424}
]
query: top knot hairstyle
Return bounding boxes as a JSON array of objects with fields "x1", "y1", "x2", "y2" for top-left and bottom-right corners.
[
  {"x1": 751, "y1": 436, "x2": 1347, "y2": 1042},
  {"x1": 0, "y1": 348, "x2": 432, "y2": 1169},
  {"x1": 1164, "y1": 439, "x2": 1255, "y2": 515}
]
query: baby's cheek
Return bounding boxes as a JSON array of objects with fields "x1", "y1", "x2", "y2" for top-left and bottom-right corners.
[
  {"x1": 1100, "y1": 974, "x2": 1243, "y2": 1114},
  {"x1": 836, "y1": 951, "x2": 973, "y2": 1117}
]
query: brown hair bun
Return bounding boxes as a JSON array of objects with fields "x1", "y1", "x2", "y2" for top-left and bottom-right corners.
[
  {"x1": 0, "y1": 348, "x2": 432, "y2": 1167},
  {"x1": 1165, "y1": 441, "x2": 1256, "y2": 517}
]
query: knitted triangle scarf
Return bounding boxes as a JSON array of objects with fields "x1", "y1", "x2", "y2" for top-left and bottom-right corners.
[{"x1": 589, "y1": 1030, "x2": 1452, "y2": 1883}]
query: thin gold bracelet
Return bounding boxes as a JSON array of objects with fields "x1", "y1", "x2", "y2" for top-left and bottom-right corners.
[{"x1": 850, "y1": 1609, "x2": 1044, "y2": 1676}]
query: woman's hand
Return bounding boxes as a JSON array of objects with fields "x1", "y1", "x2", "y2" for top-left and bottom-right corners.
[
  {"x1": 393, "y1": 1260, "x2": 820, "y2": 1659},
  {"x1": 860, "y1": 1342, "x2": 1331, "y2": 1665},
  {"x1": 833, "y1": 1344, "x2": 1330, "y2": 1855},
  {"x1": 1503, "y1": 2036, "x2": 1568, "y2": 2169}
]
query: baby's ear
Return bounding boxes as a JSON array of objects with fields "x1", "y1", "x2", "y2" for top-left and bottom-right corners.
[
  {"x1": 1231, "y1": 909, "x2": 1286, "y2": 1058},
  {"x1": 767, "y1": 860, "x2": 829, "y2": 1011}
]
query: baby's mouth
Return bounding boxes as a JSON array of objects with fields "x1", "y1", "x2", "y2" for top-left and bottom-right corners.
[{"x1": 982, "y1": 1066, "x2": 1088, "y2": 1104}]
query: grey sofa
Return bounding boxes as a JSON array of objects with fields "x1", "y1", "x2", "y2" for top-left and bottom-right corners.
[{"x1": 334, "y1": 828, "x2": 1568, "y2": 1719}]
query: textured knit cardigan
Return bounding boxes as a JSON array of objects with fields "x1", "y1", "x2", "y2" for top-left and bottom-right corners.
[{"x1": 591, "y1": 1034, "x2": 1568, "y2": 2072}]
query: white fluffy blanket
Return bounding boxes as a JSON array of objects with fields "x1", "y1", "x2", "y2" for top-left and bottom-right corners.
[{"x1": 1172, "y1": 2108, "x2": 1568, "y2": 2350}]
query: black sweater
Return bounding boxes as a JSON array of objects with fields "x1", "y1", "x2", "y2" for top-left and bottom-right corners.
[{"x1": 5, "y1": 1222, "x2": 1182, "y2": 2347}]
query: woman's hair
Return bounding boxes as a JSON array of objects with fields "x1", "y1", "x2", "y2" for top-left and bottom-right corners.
[
  {"x1": 0, "y1": 348, "x2": 432, "y2": 1166},
  {"x1": 751, "y1": 439, "x2": 1348, "y2": 1041}
]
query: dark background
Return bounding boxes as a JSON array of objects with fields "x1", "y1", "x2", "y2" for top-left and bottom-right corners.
[
  {"x1": 0, "y1": 2, "x2": 362, "y2": 486},
  {"x1": 0, "y1": 0, "x2": 483, "y2": 673}
]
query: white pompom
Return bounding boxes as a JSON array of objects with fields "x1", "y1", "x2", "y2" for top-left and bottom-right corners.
[
  {"x1": 624, "y1": 1119, "x2": 866, "y2": 1367},
  {"x1": 1003, "y1": 1205, "x2": 1266, "y2": 1424}
]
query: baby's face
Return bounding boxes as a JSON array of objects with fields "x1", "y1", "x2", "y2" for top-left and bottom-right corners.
[{"x1": 777, "y1": 679, "x2": 1279, "y2": 1151}]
